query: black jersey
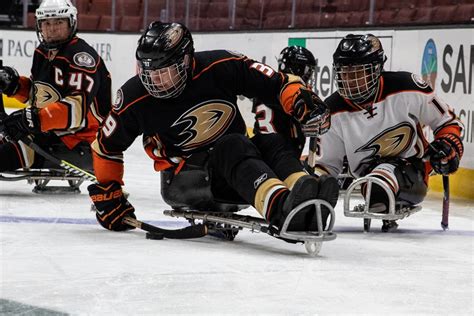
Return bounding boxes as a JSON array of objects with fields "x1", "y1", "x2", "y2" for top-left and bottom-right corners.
[
  {"x1": 253, "y1": 98, "x2": 305, "y2": 155},
  {"x1": 28, "y1": 37, "x2": 111, "y2": 148},
  {"x1": 92, "y1": 50, "x2": 296, "y2": 184}
]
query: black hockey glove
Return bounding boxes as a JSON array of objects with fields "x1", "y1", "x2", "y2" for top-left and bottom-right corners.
[
  {"x1": 293, "y1": 87, "x2": 331, "y2": 136},
  {"x1": 0, "y1": 66, "x2": 20, "y2": 96},
  {"x1": 2, "y1": 107, "x2": 41, "y2": 141},
  {"x1": 1, "y1": 108, "x2": 41, "y2": 142},
  {"x1": 427, "y1": 136, "x2": 463, "y2": 175},
  {"x1": 88, "y1": 181, "x2": 136, "y2": 231}
]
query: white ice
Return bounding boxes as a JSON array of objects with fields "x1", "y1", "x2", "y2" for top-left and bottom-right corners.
[{"x1": 1, "y1": 139, "x2": 473, "y2": 315}]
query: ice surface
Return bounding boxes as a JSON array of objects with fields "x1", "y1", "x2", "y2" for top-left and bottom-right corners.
[{"x1": 1, "y1": 140, "x2": 473, "y2": 315}]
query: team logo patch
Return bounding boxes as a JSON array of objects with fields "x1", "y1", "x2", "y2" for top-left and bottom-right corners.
[
  {"x1": 164, "y1": 24, "x2": 184, "y2": 50},
  {"x1": 33, "y1": 82, "x2": 61, "y2": 108},
  {"x1": 112, "y1": 89, "x2": 124, "y2": 111},
  {"x1": 355, "y1": 122, "x2": 415, "y2": 174},
  {"x1": 172, "y1": 100, "x2": 236, "y2": 151},
  {"x1": 73, "y1": 52, "x2": 96, "y2": 68},
  {"x1": 411, "y1": 73, "x2": 429, "y2": 89}
]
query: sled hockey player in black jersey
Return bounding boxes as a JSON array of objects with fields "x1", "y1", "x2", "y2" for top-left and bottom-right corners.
[
  {"x1": 87, "y1": 21, "x2": 338, "y2": 253},
  {"x1": 252, "y1": 45, "x2": 339, "y2": 215},
  {"x1": 312, "y1": 34, "x2": 464, "y2": 232},
  {"x1": 0, "y1": 0, "x2": 112, "y2": 193}
]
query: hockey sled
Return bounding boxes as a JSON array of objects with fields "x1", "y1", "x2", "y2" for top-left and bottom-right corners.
[
  {"x1": 0, "y1": 169, "x2": 86, "y2": 193},
  {"x1": 160, "y1": 168, "x2": 336, "y2": 256},
  {"x1": 343, "y1": 176, "x2": 422, "y2": 232},
  {"x1": 0, "y1": 142, "x2": 93, "y2": 194}
]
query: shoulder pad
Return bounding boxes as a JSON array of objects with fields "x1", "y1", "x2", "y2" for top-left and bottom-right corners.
[
  {"x1": 381, "y1": 71, "x2": 433, "y2": 94},
  {"x1": 63, "y1": 38, "x2": 100, "y2": 70}
]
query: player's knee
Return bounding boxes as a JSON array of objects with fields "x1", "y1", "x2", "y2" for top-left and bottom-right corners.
[
  {"x1": 394, "y1": 160, "x2": 427, "y2": 205},
  {"x1": 212, "y1": 134, "x2": 260, "y2": 162}
]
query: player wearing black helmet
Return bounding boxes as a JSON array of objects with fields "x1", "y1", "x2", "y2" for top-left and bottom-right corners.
[
  {"x1": 87, "y1": 22, "x2": 337, "y2": 236},
  {"x1": 0, "y1": 0, "x2": 111, "y2": 176},
  {"x1": 253, "y1": 46, "x2": 323, "y2": 155},
  {"x1": 252, "y1": 46, "x2": 338, "y2": 211},
  {"x1": 313, "y1": 34, "x2": 464, "y2": 231}
]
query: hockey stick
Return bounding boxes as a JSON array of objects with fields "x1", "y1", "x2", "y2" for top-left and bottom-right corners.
[
  {"x1": 0, "y1": 67, "x2": 205, "y2": 239},
  {"x1": 425, "y1": 143, "x2": 450, "y2": 231},
  {"x1": 25, "y1": 141, "x2": 207, "y2": 238},
  {"x1": 308, "y1": 136, "x2": 317, "y2": 169},
  {"x1": 441, "y1": 175, "x2": 449, "y2": 230}
]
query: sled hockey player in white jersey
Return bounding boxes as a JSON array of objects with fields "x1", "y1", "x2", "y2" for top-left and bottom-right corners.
[{"x1": 312, "y1": 34, "x2": 464, "y2": 232}]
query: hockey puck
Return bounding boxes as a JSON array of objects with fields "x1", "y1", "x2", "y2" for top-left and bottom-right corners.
[{"x1": 146, "y1": 232, "x2": 164, "y2": 240}]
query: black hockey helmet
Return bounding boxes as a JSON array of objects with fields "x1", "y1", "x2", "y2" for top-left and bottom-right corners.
[
  {"x1": 136, "y1": 21, "x2": 194, "y2": 99},
  {"x1": 333, "y1": 34, "x2": 386, "y2": 104},
  {"x1": 278, "y1": 46, "x2": 316, "y2": 83}
]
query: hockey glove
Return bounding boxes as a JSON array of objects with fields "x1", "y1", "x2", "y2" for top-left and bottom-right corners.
[
  {"x1": 143, "y1": 135, "x2": 186, "y2": 174},
  {"x1": 427, "y1": 135, "x2": 463, "y2": 175},
  {"x1": 1, "y1": 108, "x2": 41, "y2": 142},
  {"x1": 301, "y1": 107, "x2": 331, "y2": 137},
  {"x1": 292, "y1": 87, "x2": 326, "y2": 123},
  {"x1": 88, "y1": 181, "x2": 136, "y2": 231},
  {"x1": 0, "y1": 66, "x2": 20, "y2": 96}
]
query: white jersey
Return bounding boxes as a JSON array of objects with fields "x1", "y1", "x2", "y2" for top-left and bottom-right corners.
[{"x1": 314, "y1": 71, "x2": 463, "y2": 178}]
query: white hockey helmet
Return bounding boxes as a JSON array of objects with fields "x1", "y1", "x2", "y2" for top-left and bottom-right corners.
[{"x1": 35, "y1": 0, "x2": 78, "y2": 49}]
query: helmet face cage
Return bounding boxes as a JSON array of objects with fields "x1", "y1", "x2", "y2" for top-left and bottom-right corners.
[
  {"x1": 334, "y1": 62, "x2": 382, "y2": 104},
  {"x1": 138, "y1": 55, "x2": 190, "y2": 99},
  {"x1": 35, "y1": 0, "x2": 77, "y2": 49},
  {"x1": 333, "y1": 34, "x2": 385, "y2": 104},
  {"x1": 278, "y1": 46, "x2": 316, "y2": 84}
]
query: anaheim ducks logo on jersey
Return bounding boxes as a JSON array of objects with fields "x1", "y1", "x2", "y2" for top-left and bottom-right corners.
[
  {"x1": 172, "y1": 100, "x2": 236, "y2": 151},
  {"x1": 164, "y1": 24, "x2": 183, "y2": 50},
  {"x1": 33, "y1": 82, "x2": 62, "y2": 108},
  {"x1": 356, "y1": 122, "x2": 415, "y2": 159}
]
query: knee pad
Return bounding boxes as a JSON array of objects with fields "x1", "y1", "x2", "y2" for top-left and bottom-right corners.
[{"x1": 366, "y1": 158, "x2": 427, "y2": 206}]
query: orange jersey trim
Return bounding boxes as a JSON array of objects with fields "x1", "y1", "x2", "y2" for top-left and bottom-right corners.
[
  {"x1": 192, "y1": 56, "x2": 247, "y2": 80},
  {"x1": 38, "y1": 102, "x2": 70, "y2": 131},
  {"x1": 434, "y1": 125, "x2": 462, "y2": 139},
  {"x1": 92, "y1": 151, "x2": 124, "y2": 184},
  {"x1": 11, "y1": 76, "x2": 31, "y2": 103},
  {"x1": 116, "y1": 94, "x2": 150, "y2": 115},
  {"x1": 279, "y1": 82, "x2": 301, "y2": 115}
]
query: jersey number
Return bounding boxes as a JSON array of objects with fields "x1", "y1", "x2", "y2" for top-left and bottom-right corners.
[
  {"x1": 54, "y1": 68, "x2": 94, "y2": 92},
  {"x1": 102, "y1": 115, "x2": 117, "y2": 137},
  {"x1": 250, "y1": 62, "x2": 275, "y2": 77},
  {"x1": 255, "y1": 104, "x2": 276, "y2": 133}
]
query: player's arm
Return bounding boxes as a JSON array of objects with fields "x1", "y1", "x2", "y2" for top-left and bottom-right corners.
[
  {"x1": 416, "y1": 84, "x2": 463, "y2": 174},
  {"x1": 223, "y1": 55, "x2": 328, "y2": 127},
  {"x1": 0, "y1": 65, "x2": 32, "y2": 103},
  {"x1": 37, "y1": 56, "x2": 104, "y2": 132},
  {"x1": 88, "y1": 102, "x2": 141, "y2": 231}
]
